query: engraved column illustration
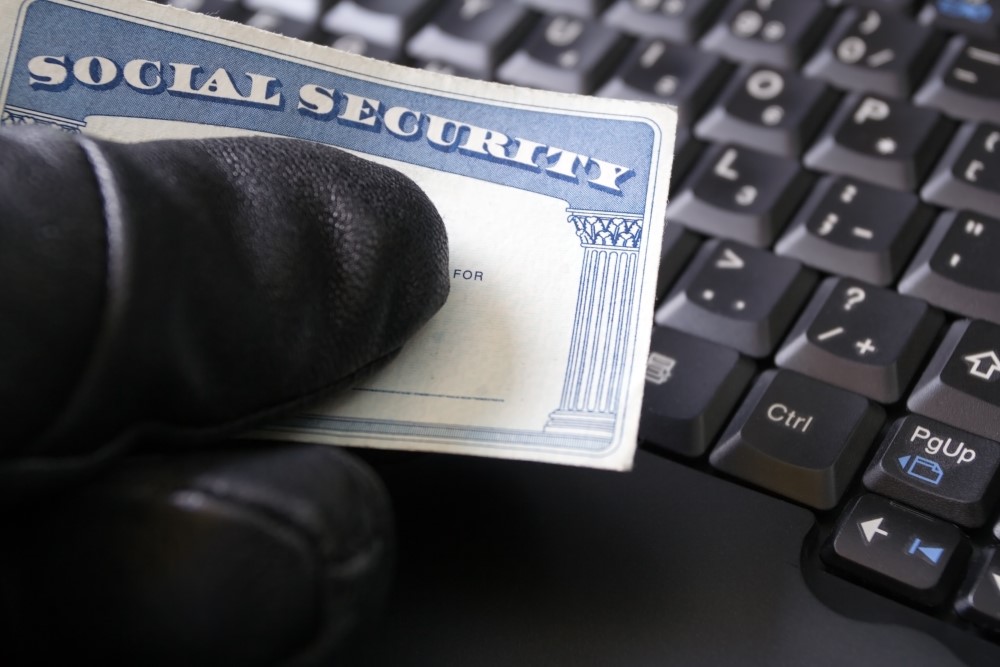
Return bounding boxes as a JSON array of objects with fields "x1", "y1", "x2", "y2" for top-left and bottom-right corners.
[{"x1": 545, "y1": 211, "x2": 643, "y2": 437}]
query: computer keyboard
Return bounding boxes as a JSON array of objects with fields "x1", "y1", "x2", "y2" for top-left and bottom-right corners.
[{"x1": 160, "y1": 0, "x2": 1000, "y2": 646}]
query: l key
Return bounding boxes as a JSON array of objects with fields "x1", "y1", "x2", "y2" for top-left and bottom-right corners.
[{"x1": 667, "y1": 144, "x2": 813, "y2": 247}]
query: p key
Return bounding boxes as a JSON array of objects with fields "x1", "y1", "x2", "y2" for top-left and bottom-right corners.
[{"x1": 804, "y1": 93, "x2": 953, "y2": 191}]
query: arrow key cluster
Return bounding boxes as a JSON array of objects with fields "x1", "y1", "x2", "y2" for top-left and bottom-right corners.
[{"x1": 823, "y1": 494, "x2": 970, "y2": 607}]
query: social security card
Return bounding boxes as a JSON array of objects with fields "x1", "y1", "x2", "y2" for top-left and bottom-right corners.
[{"x1": 0, "y1": 0, "x2": 677, "y2": 470}]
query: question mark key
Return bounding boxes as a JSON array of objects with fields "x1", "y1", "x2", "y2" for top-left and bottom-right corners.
[{"x1": 775, "y1": 277, "x2": 944, "y2": 403}]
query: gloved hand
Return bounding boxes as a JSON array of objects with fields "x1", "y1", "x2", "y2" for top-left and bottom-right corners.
[{"x1": 0, "y1": 126, "x2": 450, "y2": 665}]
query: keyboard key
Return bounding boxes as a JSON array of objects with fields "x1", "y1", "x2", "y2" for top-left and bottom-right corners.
[
  {"x1": 899, "y1": 210, "x2": 1000, "y2": 324},
  {"x1": 804, "y1": 7, "x2": 943, "y2": 98},
  {"x1": 517, "y1": 0, "x2": 612, "y2": 18},
  {"x1": 919, "y1": 0, "x2": 1000, "y2": 40},
  {"x1": 776, "y1": 278, "x2": 943, "y2": 403},
  {"x1": 244, "y1": 0, "x2": 324, "y2": 23},
  {"x1": 775, "y1": 176, "x2": 935, "y2": 286},
  {"x1": 407, "y1": 0, "x2": 535, "y2": 79},
  {"x1": 666, "y1": 144, "x2": 814, "y2": 246},
  {"x1": 655, "y1": 240, "x2": 816, "y2": 357},
  {"x1": 166, "y1": 0, "x2": 247, "y2": 19},
  {"x1": 596, "y1": 40, "x2": 731, "y2": 126},
  {"x1": 922, "y1": 122, "x2": 1000, "y2": 219},
  {"x1": 804, "y1": 93, "x2": 953, "y2": 191},
  {"x1": 326, "y1": 33, "x2": 406, "y2": 61},
  {"x1": 496, "y1": 15, "x2": 628, "y2": 93},
  {"x1": 829, "y1": 0, "x2": 918, "y2": 13},
  {"x1": 245, "y1": 10, "x2": 319, "y2": 40},
  {"x1": 694, "y1": 64, "x2": 837, "y2": 157},
  {"x1": 603, "y1": 0, "x2": 728, "y2": 43},
  {"x1": 656, "y1": 222, "x2": 700, "y2": 298},
  {"x1": 700, "y1": 0, "x2": 831, "y2": 69},
  {"x1": 670, "y1": 126, "x2": 705, "y2": 192},
  {"x1": 915, "y1": 35, "x2": 1000, "y2": 123},
  {"x1": 908, "y1": 319, "x2": 1000, "y2": 441},
  {"x1": 956, "y1": 549, "x2": 1000, "y2": 632},
  {"x1": 864, "y1": 416, "x2": 1000, "y2": 527},
  {"x1": 709, "y1": 370, "x2": 885, "y2": 509},
  {"x1": 322, "y1": 0, "x2": 442, "y2": 50},
  {"x1": 639, "y1": 327, "x2": 755, "y2": 457},
  {"x1": 824, "y1": 494, "x2": 970, "y2": 606}
]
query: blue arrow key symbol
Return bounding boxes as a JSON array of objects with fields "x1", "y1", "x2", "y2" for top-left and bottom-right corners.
[{"x1": 906, "y1": 538, "x2": 946, "y2": 565}]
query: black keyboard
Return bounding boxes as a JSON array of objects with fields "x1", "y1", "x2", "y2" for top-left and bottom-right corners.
[{"x1": 165, "y1": 0, "x2": 1000, "y2": 645}]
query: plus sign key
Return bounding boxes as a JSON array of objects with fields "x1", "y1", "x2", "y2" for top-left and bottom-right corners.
[
  {"x1": 776, "y1": 277, "x2": 943, "y2": 402},
  {"x1": 823, "y1": 494, "x2": 970, "y2": 606},
  {"x1": 864, "y1": 416, "x2": 1000, "y2": 527},
  {"x1": 709, "y1": 370, "x2": 885, "y2": 509},
  {"x1": 909, "y1": 319, "x2": 1000, "y2": 441}
]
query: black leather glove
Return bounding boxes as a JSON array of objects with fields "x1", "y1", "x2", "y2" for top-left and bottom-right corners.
[{"x1": 0, "y1": 127, "x2": 450, "y2": 665}]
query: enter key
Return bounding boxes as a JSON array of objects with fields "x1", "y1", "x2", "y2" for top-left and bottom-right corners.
[{"x1": 863, "y1": 415, "x2": 1000, "y2": 528}]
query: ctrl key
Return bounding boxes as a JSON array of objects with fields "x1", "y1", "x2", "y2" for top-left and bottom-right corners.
[{"x1": 823, "y1": 494, "x2": 970, "y2": 607}]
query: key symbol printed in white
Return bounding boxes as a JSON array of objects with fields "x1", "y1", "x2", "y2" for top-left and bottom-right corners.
[
  {"x1": 854, "y1": 97, "x2": 890, "y2": 124},
  {"x1": 735, "y1": 185, "x2": 758, "y2": 206},
  {"x1": 459, "y1": 0, "x2": 492, "y2": 20},
  {"x1": 546, "y1": 17, "x2": 584, "y2": 46},
  {"x1": 837, "y1": 36, "x2": 866, "y2": 64},
  {"x1": 714, "y1": 148, "x2": 740, "y2": 180},
  {"x1": 859, "y1": 10, "x2": 881, "y2": 35},
  {"x1": 818, "y1": 213, "x2": 839, "y2": 236},
  {"x1": 840, "y1": 184, "x2": 858, "y2": 203},
  {"x1": 716, "y1": 248, "x2": 745, "y2": 269},
  {"x1": 965, "y1": 160, "x2": 985, "y2": 182}
]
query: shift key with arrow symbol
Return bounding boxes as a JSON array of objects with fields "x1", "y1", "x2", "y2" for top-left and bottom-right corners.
[{"x1": 823, "y1": 494, "x2": 969, "y2": 607}]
